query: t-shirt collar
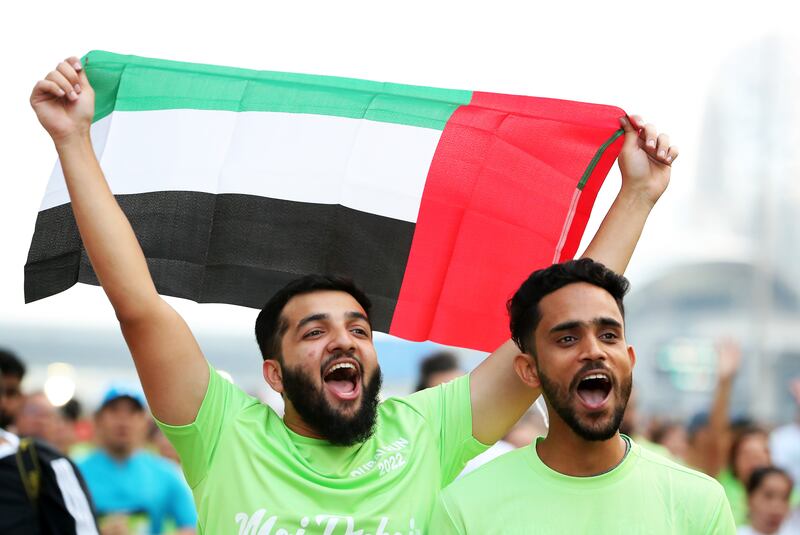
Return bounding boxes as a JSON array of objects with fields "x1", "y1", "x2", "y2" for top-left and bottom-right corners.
[{"x1": 525, "y1": 434, "x2": 638, "y2": 489}]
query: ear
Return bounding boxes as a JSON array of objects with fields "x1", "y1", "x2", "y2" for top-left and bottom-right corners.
[
  {"x1": 628, "y1": 345, "x2": 637, "y2": 369},
  {"x1": 263, "y1": 359, "x2": 285, "y2": 394},
  {"x1": 513, "y1": 353, "x2": 541, "y2": 389}
]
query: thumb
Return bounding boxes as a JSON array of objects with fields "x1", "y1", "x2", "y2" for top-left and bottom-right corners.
[
  {"x1": 619, "y1": 114, "x2": 643, "y2": 151},
  {"x1": 619, "y1": 115, "x2": 636, "y2": 135}
]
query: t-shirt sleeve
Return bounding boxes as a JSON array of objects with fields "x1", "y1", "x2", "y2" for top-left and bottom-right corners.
[
  {"x1": 707, "y1": 487, "x2": 737, "y2": 535},
  {"x1": 402, "y1": 375, "x2": 490, "y2": 485},
  {"x1": 428, "y1": 490, "x2": 465, "y2": 535},
  {"x1": 155, "y1": 361, "x2": 251, "y2": 488}
]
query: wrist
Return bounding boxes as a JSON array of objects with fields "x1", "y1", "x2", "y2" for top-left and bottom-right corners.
[
  {"x1": 615, "y1": 186, "x2": 658, "y2": 212},
  {"x1": 53, "y1": 129, "x2": 92, "y2": 153}
]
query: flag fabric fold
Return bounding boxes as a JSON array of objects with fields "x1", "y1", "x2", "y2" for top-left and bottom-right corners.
[{"x1": 25, "y1": 50, "x2": 625, "y2": 352}]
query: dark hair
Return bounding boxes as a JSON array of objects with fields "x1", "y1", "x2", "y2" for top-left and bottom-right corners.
[
  {"x1": 0, "y1": 349, "x2": 25, "y2": 379},
  {"x1": 746, "y1": 466, "x2": 793, "y2": 496},
  {"x1": 59, "y1": 398, "x2": 82, "y2": 422},
  {"x1": 730, "y1": 426, "x2": 769, "y2": 480},
  {"x1": 255, "y1": 275, "x2": 372, "y2": 361},
  {"x1": 508, "y1": 259, "x2": 630, "y2": 355},
  {"x1": 414, "y1": 351, "x2": 461, "y2": 392}
]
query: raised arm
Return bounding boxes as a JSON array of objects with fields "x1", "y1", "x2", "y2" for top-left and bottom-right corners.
[
  {"x1": 30, "y1": 57, "x2": 208, "y2": 425},
  {"x1": 700, "y1": 340, "x2": 741, "y2": 477},
  {"x1": 469, "y1": 115, "x2": 678, "y2": 444}
]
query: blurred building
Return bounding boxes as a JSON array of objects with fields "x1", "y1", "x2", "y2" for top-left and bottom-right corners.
[
  {"x1": 629, "y1": 34, "x2": 800, "y2": 424},
  {"x1": 626, "y1": 261, "x2": 800, "y2": 424}
]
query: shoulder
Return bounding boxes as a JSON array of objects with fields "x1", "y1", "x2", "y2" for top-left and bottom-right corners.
[
  {"x1": 76, "y1": 448, "x2": 106, "y2": 469},
  {"x1": 633, "y1": 442, "x2": 728, "y2": 499}
]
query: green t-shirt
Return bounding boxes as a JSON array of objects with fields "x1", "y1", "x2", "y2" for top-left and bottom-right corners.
[
  {"x1": 717, "y1": 468, "x2": 747, "y2": 526},
  {"x1": 157, "y1": 364, "x2": 487, "y2": 534},
  {"x1": 430, "y1": 436, "x2": 736, "y2": 534}
]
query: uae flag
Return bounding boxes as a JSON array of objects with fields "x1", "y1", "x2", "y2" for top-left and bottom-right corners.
[{"x1": 25, "y1": 51, "x2": 625, "y2": 352}]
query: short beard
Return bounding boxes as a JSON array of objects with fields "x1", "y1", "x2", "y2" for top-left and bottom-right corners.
[
  {"x1": 281, "y1": 363, "x2": 383, "y2": 447},
  {"x1": 538, "y1": 361, "x2": 632, "y2": 442}
]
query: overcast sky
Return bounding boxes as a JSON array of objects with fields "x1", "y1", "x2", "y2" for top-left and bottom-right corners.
[{"x1": 1, "y1": 0, "x2": 793, "y2": 338}]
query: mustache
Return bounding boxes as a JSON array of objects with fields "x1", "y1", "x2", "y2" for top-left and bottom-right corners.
[
  {"x1": 319, "y1": 350, "x2": 363, "y2": 377},
  {"x1": 569, "y1": 361, "x2": 613, "y2": 392}
]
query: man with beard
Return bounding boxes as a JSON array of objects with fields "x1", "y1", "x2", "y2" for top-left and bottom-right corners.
[
  {"x1": 31, "y1": 56, "x2": 677, "y2": 534},
  {"x1": 430, "y1": 259, "x2": 736, "y2": 534}
]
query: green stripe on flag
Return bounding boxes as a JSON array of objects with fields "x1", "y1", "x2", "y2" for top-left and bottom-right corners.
[
  {"x1": 577, "y1": 128, "x2": 624, "y2": 190},
  {"x1": 83, "y1": 50, "x2": 473, "y2": 130}
]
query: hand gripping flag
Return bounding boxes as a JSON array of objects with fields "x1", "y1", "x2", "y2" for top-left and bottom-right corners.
[{"x1": 25, "y1": 51, "x2": 625, "y2": 352}]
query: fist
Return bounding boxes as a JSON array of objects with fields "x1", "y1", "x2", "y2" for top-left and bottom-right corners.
[{"x1": 30, "y1": 56, "x2": 95, "y2": 143}]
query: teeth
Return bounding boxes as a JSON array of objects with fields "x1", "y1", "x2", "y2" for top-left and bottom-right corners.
[
  {"x1": 582, "y1": 373, "x2": 608, "y2": 382},
  {"x1": 328, "y1": 362, "x2": 356, "y2": 373}
]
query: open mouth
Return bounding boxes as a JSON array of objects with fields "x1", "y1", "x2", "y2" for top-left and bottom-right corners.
[
  {"x1": 576, "y1": 372, "x2": 612, "y2": 410},
  {"x1": 322, "y1": 359, "x2": 362, "y2": 401}
]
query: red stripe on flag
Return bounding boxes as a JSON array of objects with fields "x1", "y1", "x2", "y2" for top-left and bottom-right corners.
[{"x1": 389, "y1": 92, "x2": 625, "y2": 352}]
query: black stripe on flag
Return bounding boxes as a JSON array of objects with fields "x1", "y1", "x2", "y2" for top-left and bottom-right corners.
[{"x1": 25, "y1": 191, "x2": 416, "y2": 331}]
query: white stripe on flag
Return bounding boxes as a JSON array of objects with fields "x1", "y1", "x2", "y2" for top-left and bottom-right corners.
[
  {"x1": 51, "y1": 458, "x2": 100, "y2": 535},
  {"x1": 552, "y1": 188, "x2": 582, "y2": 264},
  {"x1": 42, "y1": 110, "x2": 444, "y2": 223}
]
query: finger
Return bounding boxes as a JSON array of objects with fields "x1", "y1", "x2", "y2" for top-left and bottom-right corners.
[
  {"x1": 66, "y1": 56, "x2": 92, "y2": 90},
  {"x1": 641, "y1": 123, "x2": 658, "y2": 153},
  {"x1": 619, "y1": 115, "x2": 636, "y2": 133},
  {"x1": 56, "y1": 61, "x2": 81, "y2": 94},
  {"x1": 65, "y1": 56, "x2": 83, "y2": 72},
  {"x1": 655, "y1": 134, "x2": 671, "y2": 161},
  {"x1": 628, "y1": 115, "x2": 646, "y2": 131},
  {"x1": 666, "y1": 145, "x2": 679, "y2": 164},
  {"x1": 32, "y1": 79, "x2": 66, "y2": 99},
  {"x1": 45, "y1": 70, "x2": 78, "y2": 101}
]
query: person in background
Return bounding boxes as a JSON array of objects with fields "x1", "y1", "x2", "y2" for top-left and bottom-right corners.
[
  {"x1": 16, "y1": 392, "x2": 61, "y2": 448},
  {"x1": 651, "y1": 420, "x2": 689, "y2": 462},
  {"x1": 619, "y1": 388, "x2": 673, "y2": 459},
  {"x1": 78, "y1": 386, "x2": 196, "y2": 535},
  {"x1": 0, "y1": 348, "x2": 26, "y2": 432},
  {"x1": 53, "y1": 398, "x2": 92, "y2": 459},
  {"x1": 770, "y1": 379, "x2": 800, "y2": 493},
  {"x1": 685, "y1": 340, "x2": 742, "y2": 479},
  {"x1": 413, "y1": 351, "x2": 464, "y2": 391},
  {"x1": 737, "y1": 466, "x2": 793, "y2": 535},
  {"x1": 0, "y1": 369, "x2": 99, "y2": 535},
  {"x1": 722, "y1": 426, "x2": 773, "y2": 526},
  {"x1": 503, "y1": 401, "x2": 549, "y2": 449}
]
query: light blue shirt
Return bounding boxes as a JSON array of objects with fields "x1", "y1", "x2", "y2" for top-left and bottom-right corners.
[{"x1": 78, "y1": 449, "x2": 196, "y2": 534}]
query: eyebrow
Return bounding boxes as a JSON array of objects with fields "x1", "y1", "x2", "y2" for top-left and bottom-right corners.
[
  {"x1": 549, "y1": 317, "x2": 622, "y2": 334},
  {"x1": 346, "y1": 311, "x2": 370, "y2": 323},
  {"x1": 297, "y1": 313, "x2": 329, "y2": 330},
  {"x1": 296, "y1": 311, "x2": 370, "y2": 330}
]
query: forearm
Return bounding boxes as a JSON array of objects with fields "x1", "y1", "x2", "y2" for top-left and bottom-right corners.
[
  {"x1": 470, "y1": 340, "x2": 541, "y2": 444},
  {"x1": 580, "y1": 189, "x2": 655, "y2": 274},
  {"x1": 56, "y1": 134, "x2": 159, "y2": 321}
]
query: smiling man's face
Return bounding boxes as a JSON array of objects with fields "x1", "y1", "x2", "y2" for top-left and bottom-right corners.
[
  {"x1": 531, "y1": 282, "x2": 635, "y2": 442},
  {"x1": 273, "y1": 290, "x2": 382, "y2": 445}
]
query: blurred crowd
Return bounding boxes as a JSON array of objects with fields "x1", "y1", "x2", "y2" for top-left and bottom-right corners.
[{"x1": 2, "y1": 343, "x2": 799, "y2": 534}]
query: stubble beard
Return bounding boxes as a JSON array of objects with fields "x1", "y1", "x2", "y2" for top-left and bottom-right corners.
[{"x1": 538, "y1": 362, "x2": 632, "y2": 442}]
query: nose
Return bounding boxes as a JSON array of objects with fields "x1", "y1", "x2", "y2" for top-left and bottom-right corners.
[
  {"x1": 579, "y1": 335, "x2": 606, "y2": 362},
  {"x1": 326, "y1": 326, "x2": 357, "y2": 354}
]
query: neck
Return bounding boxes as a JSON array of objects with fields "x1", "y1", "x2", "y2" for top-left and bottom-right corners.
[
  {"x1": 104, "y1": 445, "x2": 135, "y2": 461},
  {"x1": 536, "y1": 419, "x2": 627, "y2": 477}
]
